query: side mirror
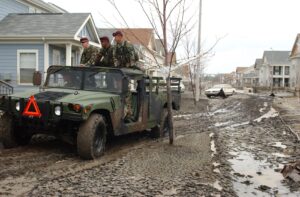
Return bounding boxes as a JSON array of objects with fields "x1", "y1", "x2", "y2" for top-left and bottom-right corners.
[{"x1": 33, "y1": 71, "x2": 42, "y2": 86}]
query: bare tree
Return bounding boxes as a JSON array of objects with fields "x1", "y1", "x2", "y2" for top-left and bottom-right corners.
[
  {"x1": 107, "y1": 0, "x2": 193, "y2": 144},
  {"x1": 181, "y1": 34, "x2": 225, "y2": 104}
]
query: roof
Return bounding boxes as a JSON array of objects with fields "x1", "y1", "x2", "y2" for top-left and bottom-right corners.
[
  {"x1": 254, "y1": 58, "x2": 263, "y2": 68},
  {"x1": 97, "y1": 28, "x2": 154, "y2": 47},
  {"x1": 262, "y1": 51, "x2": 291, "y2": 65},
  {"x1": 155, "y1": 39, "x2": 165, "y2": 56},
  {"x1": 0, "y1": 13, "x2": 90, "y2": 38},
  {"x1": 236, "y1": 67, "x2": 248, "y2": 73},
  {"x1": 20, "y1": 0, "x2": 67, "y2": 13}
]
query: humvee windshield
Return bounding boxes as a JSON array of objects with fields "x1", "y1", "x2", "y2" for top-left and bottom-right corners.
[{"x1": 46, "y1": 67, "x2": 123, "y2": 93}]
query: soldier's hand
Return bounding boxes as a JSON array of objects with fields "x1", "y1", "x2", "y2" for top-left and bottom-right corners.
[{"x1": 80, "y1": 64, "x2": 85, "y2": 67}]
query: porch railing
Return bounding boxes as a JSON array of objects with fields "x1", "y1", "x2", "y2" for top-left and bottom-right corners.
[{"x1": 0, "y1": 80, "x2": 13, "y2": 95}]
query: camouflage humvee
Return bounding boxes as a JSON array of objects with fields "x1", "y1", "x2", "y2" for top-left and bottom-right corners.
[{"x1": 0, "y1": 66, "x2": 181, "y2": 159}]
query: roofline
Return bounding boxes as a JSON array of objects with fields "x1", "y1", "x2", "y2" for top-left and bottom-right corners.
[
  {"x1": 0, "y1": 36, "x2": 75, "y2": 40},
  {"x1": 16, "y1": 0, "x2": 63, "y2": 13},
  {"x1": 74, "y1": 14, "x2": 100, "y2": 44}
]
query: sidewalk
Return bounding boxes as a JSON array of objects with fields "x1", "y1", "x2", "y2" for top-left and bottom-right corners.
[{"x1": 273, "y1": 96, "x2": 300, "y2": 141}]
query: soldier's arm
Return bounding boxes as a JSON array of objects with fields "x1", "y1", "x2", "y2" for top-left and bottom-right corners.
[
  {"x1": 80, "y1": 51, "x2": 86, "y2": 65},
  {"x1": 85, "y1": 47, "x2": 99, "y2": 66}
]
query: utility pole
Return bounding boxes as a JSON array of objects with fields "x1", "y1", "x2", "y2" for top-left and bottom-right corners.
[{"x1": 195, "y1": 0, "x2": 202, "y2": 102}]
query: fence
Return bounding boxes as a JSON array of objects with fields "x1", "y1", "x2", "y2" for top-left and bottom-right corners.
[{"x1": 0, "y1": 80, "x2": 13, "y2": 95}]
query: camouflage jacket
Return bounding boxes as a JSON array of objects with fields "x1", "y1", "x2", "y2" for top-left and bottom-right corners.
[
  {"x1": 80, "y1": 45, "x2": 99, "y2": 66},
  {"x1": 95, "y1": 46, "x2": 114, "y2": 67},
  {"x1": 113, "y1": 41, "x2": 136, "y2": 68}
]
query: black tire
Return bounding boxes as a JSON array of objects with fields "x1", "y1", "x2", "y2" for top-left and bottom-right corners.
[
  {"x1": 0, "y1": 113, "x2": 31, "y2": 148},
  {"x1": 0, "y1": 113, "x2": 16, "y2": 148},
  {"x1": 151, "y1": 108, "x2": 170, "y2": 138},
  {"x1": 77, "y1": 113, "x2": 107, "y2": 160}
]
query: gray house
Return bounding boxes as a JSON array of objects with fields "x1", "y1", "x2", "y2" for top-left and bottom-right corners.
[
  {"x1": 0, "y1": 0, "x2": 66, "y2": 21},
  {"x1": 0, "y1": 13, "x2": 100, "y2": 93},
  {"x1": 259, "y1": 51, "x2": 291, "y2": 88}
]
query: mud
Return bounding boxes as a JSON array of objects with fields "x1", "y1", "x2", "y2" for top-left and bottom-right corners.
[{"x1": 0, "y1": 93, "x2": 299, "y2": 196}]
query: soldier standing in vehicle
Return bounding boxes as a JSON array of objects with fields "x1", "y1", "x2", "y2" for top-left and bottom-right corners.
[
  {"x1": 80, "y1": 37, "x2": 98, "y2": 66},
  {"x1": 112, "y1": 31, "x2": 139, "y2": 121},
  {"x1": 95, "y1": 36, "x2": 114, "y2": 67},
  {"x1": 112, "y1": 31, "x2": 138, "y2": 68}
]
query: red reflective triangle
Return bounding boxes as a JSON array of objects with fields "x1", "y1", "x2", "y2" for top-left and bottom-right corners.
[{"x1": 22, "y1": 95, "x2": 42, "y2": 118}]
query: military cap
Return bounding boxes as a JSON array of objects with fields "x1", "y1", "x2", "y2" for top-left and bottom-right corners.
[
  {"x1": 112, "y1": 30, "x2": 123, "y2": 37},
  {"x1": 100, "y1": 36, "x2": 110, "y2": 42},
  {"x1": 80, "y1": 36, "x2": 89, "y2": 43}
]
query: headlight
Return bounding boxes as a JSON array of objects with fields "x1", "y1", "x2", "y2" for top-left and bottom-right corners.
[
  {"x1": 16, "y1": 102, "x2": 20, "y2": 111},
  {"x1": 54, "y1": 106, "x2": 62, "y2": 116}
]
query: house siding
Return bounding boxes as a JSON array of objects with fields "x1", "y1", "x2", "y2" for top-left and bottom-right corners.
[
  {"x1": 0, "y1": 0, "x2": 28, "y2": 21},
  {"x1": 0, "y1": 44, "x2": 44, "y2": 93}
]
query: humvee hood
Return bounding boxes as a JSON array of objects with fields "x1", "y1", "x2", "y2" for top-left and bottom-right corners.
[{"x1": 10, "y1": 89, "x2": 119, "y2": 104}]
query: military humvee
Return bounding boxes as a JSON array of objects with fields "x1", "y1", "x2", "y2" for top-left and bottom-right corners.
[{"x1": 0, "y1": 66, "x2": 181, "y2": 159}]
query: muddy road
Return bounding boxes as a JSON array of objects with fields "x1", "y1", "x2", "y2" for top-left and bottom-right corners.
[{"x1": 0, "y1": 93, "x2": 299, "y2": 196}]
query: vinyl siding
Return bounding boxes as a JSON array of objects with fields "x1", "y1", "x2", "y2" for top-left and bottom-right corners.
[
  {"x1": 0, "y1": 0, "x2": 28, "y2": 21},
  {"x1": 0, "y1": 44, "x2": 44, "y2": 93}
]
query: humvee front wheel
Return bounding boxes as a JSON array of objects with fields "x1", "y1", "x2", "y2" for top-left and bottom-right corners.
[
  {"x1": 0, "y1": 113, "x2": 31, "y2": 148},
  {"x1": 0, "y1": 113, "x2": 16, "y2": 148},
  {"x1": 77, "y1": 114, "x2": 107, "y2": 160}
]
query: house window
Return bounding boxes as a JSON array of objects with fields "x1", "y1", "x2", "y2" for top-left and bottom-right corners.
[
  {"x1": 273, "y1": 78, "x2": 282, "y2": 87},
  {"x1": 17, "y1": 50, "x2": 38, "y2": 84},
  {"x1": 284, "y1": 78, "x2": 289, "y2": 87},
  {"x1": 273, "y1": 66, "x2": 282, "y2": 75},
  {"x1": 53, "y1": 49, "x2": 61, "y2": 65},
  {"x1": 285, "y1": 66, "x2": 290, "y2": 75}
]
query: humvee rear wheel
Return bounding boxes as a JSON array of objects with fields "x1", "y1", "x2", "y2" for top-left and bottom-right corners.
[
  {"x1": 151, "y1": 108, "x2": 170, "y2": 138},
  {"x1": 77, "y1": 114, "x2": 107, "y2": 160}
]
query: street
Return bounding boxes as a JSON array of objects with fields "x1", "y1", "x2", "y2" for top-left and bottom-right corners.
[{"x1": 0, "y1": 92, "x2": 299, "y2": 196}]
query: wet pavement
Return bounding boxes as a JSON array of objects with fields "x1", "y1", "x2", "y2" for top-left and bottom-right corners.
[{"x1": 209, "y1": 94, "x2": 300, "y2": 196}]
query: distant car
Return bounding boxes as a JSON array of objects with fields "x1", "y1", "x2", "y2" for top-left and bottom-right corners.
[{"x1": 205, "y1": 84, "x2": 236, "y2": 98}]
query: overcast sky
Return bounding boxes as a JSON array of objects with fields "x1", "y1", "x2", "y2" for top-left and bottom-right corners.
[{"x1": 47, "y1": 0, "x2": 300, "y2": 74}]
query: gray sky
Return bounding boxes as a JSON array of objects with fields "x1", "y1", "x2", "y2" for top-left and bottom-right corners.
[{"x1": 47, "y1": 0, "x2": 300, "y2": 74}]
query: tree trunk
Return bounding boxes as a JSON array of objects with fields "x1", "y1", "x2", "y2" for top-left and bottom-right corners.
[{"x1": 167, "y1": 77, "x2": 174, "y2": 144}]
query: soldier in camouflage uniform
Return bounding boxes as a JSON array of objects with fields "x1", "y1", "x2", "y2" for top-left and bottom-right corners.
[
  {"x1": 95, "y1": 36, "x2": 114, "y2": 67},
  {"x1": 112, "y1": 31, "x2": 138, "y2": 121},
  {"x1": 80, "y1": 37, "x2": 99, "y2": 66},
  {"x1": 112, "y1": 31, "x2": 137, "y2": 68}
]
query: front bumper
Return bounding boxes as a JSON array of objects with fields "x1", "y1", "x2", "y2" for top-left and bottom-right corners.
[{"x1": 0, "y1": 96, "x2": 83, "y2": 126}]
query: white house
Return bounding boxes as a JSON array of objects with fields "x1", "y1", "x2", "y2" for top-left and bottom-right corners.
[{"x1": 289, "y1": 34, "x2": 300, "y2": 89}]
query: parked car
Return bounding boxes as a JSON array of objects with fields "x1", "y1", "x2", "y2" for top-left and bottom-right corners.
[{"x1": 205, "y1": 84, "x2": 236, "y2": 98}]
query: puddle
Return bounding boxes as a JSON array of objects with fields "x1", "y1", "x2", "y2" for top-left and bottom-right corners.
[
  {"x1": 173, "y1": 112, "x2": 207, "y2": 120},
  {"x1": 259, "y1": 102, "x2": 268, "y2": 113},
  {"x1": 254, "y1": 107, "x2": 279, "y2": 122},
  {"x1": 227, "y1": 121, "x2": 250, "y2": 128},
  {"x1": 212, "y1": 180, "x2": 223, "y2": 191},
  {"x1": 211, "y1": 140, "x2": 217, "y2": 157},
  {"x1": 210, "y1": 108, "x2": 230, "y2": 115},
  {"x1": 229, "y1": 151, "x2": 298, "y2": 196},
  {"x1": 271, "y1": 142, "x2": 287, "y2": 149},
  {"x1": 215, "y1": 121, "x2": 232, "y2": 127},
  {"x1": 272, "y1": 153, "x2": 289, "y2": 158}
]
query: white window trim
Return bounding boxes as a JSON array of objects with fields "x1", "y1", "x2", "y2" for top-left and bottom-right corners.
[{"x1": 17, "y1": 49, "x2": 39, "y2": 85}]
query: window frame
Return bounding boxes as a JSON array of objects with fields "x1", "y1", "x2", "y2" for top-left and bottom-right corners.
[{"x1": 17, "y1": 49, "x2": 39, "y2": 85}]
